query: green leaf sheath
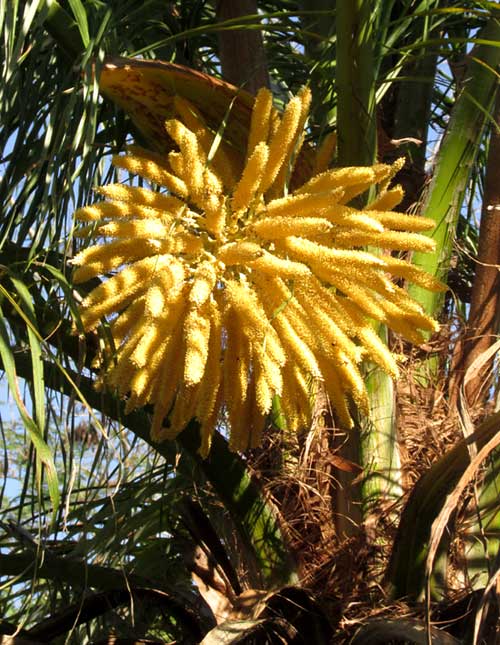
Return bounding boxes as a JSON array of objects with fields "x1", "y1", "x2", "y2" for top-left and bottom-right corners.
[{"x1": 409, "y1": 15, "x2": 500, "y2": 318}]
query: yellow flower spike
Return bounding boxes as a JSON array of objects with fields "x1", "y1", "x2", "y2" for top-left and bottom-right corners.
[
  {"x1": 111, "y1": 156, "x2": 188, "y2": 199},
  {"x1": 254, "y1": 340, "x2": 284, "y2": 393},
  {"x1": 368, "y1": 185, "x2": 404, "y2": 211},
  {"x1": 382, "y1": 256, "x2": 447, "y2": 292},
  {"x1": 313, "y1": 130, "x2": 337, "y2": 175},
  {"x1": 129, "y1": 324, "x2": 161, "y2": 369},
  {"x1": 247, "y1": 87, "x2": 274, "y2": 158},
  {"x1": 294, "y1": 282, "x2": 361, "y2": 364},
  {"x1": 258, "y1": 275, "x2": 324, "y2": 356},
  {"x1": 200, "y1": 168, "x2": 226, "y2": 236},
  {"x1": 268, "y1": 108, "x2": 281, "y2": 140},
  {"x1": 202, "y1": 166, "x2": 224, "y2": 201},
  {"x1": 380, "y1": 292, "x2": 438, "y2": 333},
  {"x1": 296, "y1": 166, "x2": 377, "y2": 196},
  {"x1": 317, "y1": 356, "x2": 355, "y2": 429},
  {"x1": 138, "y1": 303, "x2": 186, "y2": 384},
  {"x1": 74, "y1": 201, "x2": 143, "y2": 223},
  {"x1": 223, "y1": 307, "x2": 250, "y2": 427},
  {"x1": 264, "y1": 188, "x2": 342, "y2": 218},
  {"x1": 405, "y1": 309, "x2": 440, "y2": 334},
  {"x1": 107, "y1": 357, "x2": 136, "y2": 397},
  {"x1": 308, "y1": 266, "x2": 388, "y2": 322},
  {"x1": 334, "y1": 351, "x2": 369, "y2": 414},
  {"x1": 165, "y1": 118, "x2": 192, "y2": 149},
  {"x1": 106, "y1": 329, "x2": 145, "y2": 392},
  {"x1": 332, "y1": 229, "x2": 436, "y2": 253},
  {"x1": 189, "y1": 261, "x2": 217, "y2": 306},
  {"x1": 91, "y1": 219, "x2": 169, "y2": 241},
  {"x1": 268, "y1": 86, "x2": 312, "y2": 198},
  {"x1": 125, "y1": 356, "x2": 165, "y2": 412},
  {"x1": 75, "y1": 200, "x2": 180, "y2": 225},
  {"x1": 319, "y1": 163, "x2": 398, "y2": 205},
  {"x1": 231, "y1": 142, "x2": 269, "y2": 214},
  {"x1": 281, "y1": 363, "x2": 313, "y2": 433},
  {"x1": 229, "y1": 368, "x2": 264, "y2": 452},
  {"x1": 217, "y1": 241, "x2": 263, "y2": 265},
  {"x1": 282, "y1": 236, "x2": 386, "y2": 270},
  {"x1": 318, "y1": 205, "x2": 384, "y2": 232},
  {"x1": 252, "y1": 354, "x2": 283, "y2": 415},
  {"x1": 260, "y1": 94, "x2": 303, "y2": 194},
  {"x1": 168, "y1": 385, "x2": 200, "y2": 437},
  {"x1": 373, "y1": 276, "x2": 429, "y2": 317},
  {"x1": 297, "y1": 86, "x2": 312, "y2": 126},
  {"x1": 173, "y1": 96, "x2": 238, "y2": 190},
  {"x1": 196, "y1": 302, "x2": 222, "y2": 453},
  {"x1": 281, "y1": 304, "x2": 319, "y2": 355},
  {"x1": 203, "y1": 201, "x2": 226, "y2": 239},
  {"x1": 357, "y1": 326, "x2": 399, "y2": 378},
  {"x1": 199, "y1": 387, "x2": 223, "y2": 458},
  {"x1": 227, "y1": 283, "x2": 286, "y2": 368},
  {"x1": 107, "y1": 296, "x2": 145, "y2": 342},
  {"x1": 94, "y1": 184, "x2": 183, "y2": 213},
  {"x1": 131, "y1": 368, "x2": 161, "y2": 412},
  {"x1": 335, "y1": 296, "x2": 397, "y2": 374},
  {"x1": 79, "y1": 255, "x2": 171, "y2": 331},
  {"x1": 252, "y1": 216, "x2": 333, "y2": 240},
  {"x1": 143, "y1": 262, "x2": 185, "y2": 320},
  {"x1": 175, "y1": 232, "x2": 204, "y2": 255},
  {"x1": 247, "y1": 251, "x2": 311, "y2": 280},
  {"x1": 273, "y1": 314, "x2": 322, "y2": 377},
  {"x1": 184, "y1": 305, "x2": 211, "y2": 386},
  {"x1": 366, "y1": 209, "x2": 435, "y2": 232},
  {"x1": 228, "y1": 384, "x2": 253, "y2": 452},
  {"x1": 379, "y1": 304, "x2": 428, "y2": 345},
  {"x1": 377, "y1": 157, "x2": 405, "y2": 193},
  {"x1": 167, "y1": 151, "x2": 184, "y2": 178},
  {"x1": 72, "y1": 240, "x2": 159, "y2": 284},
  {"x1": 150, "y1": 325, "x2": 185, "y2": 442},
  {"x1": 302, "y1": 278, "x2": 359, "y2": 338},
  {"x1": 350, "y1": 268, "x2": 414, "y2": 316},
  {"x1": 165, "y1": 120, "x2": 205, "y2": 197},
  {"x1": 73, "y1": 85, "x2": 442, "y2": 451}
]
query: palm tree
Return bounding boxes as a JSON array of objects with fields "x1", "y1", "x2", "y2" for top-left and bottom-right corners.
[{"x1": 1, "y1": 1, "x2": 499, "y2": 642}]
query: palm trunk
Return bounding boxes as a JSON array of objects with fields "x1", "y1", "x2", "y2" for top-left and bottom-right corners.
[
  {"x1": 215, "y1": 0, "x2": 270, "y2": 95},
  {"x1": 336, "y1": 0, "x2": 376, "y2": 167},
  {"x1": 449, "y1": 90, "x2": 500, "y2": 406}
]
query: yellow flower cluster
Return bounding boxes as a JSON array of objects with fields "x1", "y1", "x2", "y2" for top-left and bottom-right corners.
[{"x1": 72, "y1": 87, "x2": 442, "y2": 455}]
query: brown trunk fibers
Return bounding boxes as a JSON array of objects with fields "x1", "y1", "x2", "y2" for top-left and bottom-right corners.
[
  {"x1": 215, "y1": 0, "x2": 270, "y2": 95},
  {"x1": 450, "y1": 90, "x2": 500, "y2": 407}
]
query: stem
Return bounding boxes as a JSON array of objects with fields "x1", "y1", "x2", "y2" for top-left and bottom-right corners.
[
  {"x1": 336, "y1": 0, "x2": 377, "y2": 167},
  {"x1": 336, "y1": 0, "x2": 401, "y2": 538}
]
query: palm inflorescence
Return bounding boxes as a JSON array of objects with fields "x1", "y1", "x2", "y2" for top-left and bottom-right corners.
[{"x1": 72, "y1": 87, "x2": 442, "y2": 454}]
